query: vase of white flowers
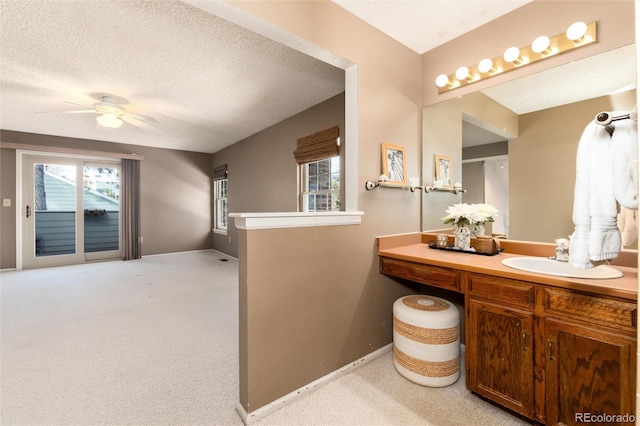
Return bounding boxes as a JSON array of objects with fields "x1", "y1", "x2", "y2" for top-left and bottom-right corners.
[
  {"x1": 442, "y1": 203, "x2": 499, "y2": 250},
  {"x1": 453, "y1": 225, "x2": 471, "y2": 250},
  {"x1": 471, "y1": 222, "x2": 485, "y2": 237}
]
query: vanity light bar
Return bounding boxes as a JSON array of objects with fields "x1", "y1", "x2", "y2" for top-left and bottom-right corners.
[{"x1": 435, "y1": 21, "x2": 597, "y2": 94}]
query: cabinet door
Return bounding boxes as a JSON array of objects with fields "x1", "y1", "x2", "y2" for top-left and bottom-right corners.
[
  {"x1": 467, "y1": 299, "x2": 534, "y2": 418},
  {"x1": 545, "y1": 319, "x2": 636, "y2": 426}
]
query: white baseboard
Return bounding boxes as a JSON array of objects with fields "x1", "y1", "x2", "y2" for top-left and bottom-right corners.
[{"x1": 236, "y1": 343, "x2": 393, "y2": 425}]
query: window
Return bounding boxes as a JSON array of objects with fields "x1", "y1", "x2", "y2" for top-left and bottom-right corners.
[
  {"x1": 294, "y1": 125, "x2": 341, "y2": 212},
  {"x1": 301, "y1": 156, "x2": 340, "y2": 211},
  {"x1": 214, "y1": 178, "x2": 228, "y2": 233}
]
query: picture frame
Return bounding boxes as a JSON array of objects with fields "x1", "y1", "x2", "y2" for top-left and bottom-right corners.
[
  {"x1": 434, "y1": 154, "x2": 452, "y2": 188},
  {"x1": 381, "y1": 143, "x2": 408, "y2": 185}
]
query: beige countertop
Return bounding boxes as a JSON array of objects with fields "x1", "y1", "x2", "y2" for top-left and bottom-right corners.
[{"x1": 377, "y1": 233, "x2": 638, "y2": 301}]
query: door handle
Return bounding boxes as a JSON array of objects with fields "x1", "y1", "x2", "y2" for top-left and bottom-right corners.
[{"x1": 26, "y1": 205, "x2": 31, "y2": 218}]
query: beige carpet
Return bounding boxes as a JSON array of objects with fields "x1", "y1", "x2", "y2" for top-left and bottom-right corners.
[{"x1": 1, "y1": 251, "x2": 529, "y2": 425}]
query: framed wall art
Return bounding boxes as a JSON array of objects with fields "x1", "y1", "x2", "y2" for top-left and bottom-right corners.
[
  {"x1": 434, "y1": 154, "x2": 452, "y2": 188},
  {"x1": 381, "y1": 143, "x2": 407, "y2": 185}
]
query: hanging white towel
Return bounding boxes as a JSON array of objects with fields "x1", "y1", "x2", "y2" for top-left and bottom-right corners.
[
  {"x1": 569, "y1": 120, "x2": 621, "y2": 268},
  {"x1": 610, "y1": 112, "x2": 638, "y2": 209},
  {"x1": 618, "y1": 207, "x2": 638, "y2": 247}
]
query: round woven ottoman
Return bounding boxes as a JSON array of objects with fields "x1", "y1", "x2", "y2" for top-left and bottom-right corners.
[{"x1": 392, "y1": 295, "x2": 460, "y2": 387}]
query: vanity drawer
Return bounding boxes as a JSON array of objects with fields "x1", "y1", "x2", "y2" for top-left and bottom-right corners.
[
  {"x1": 379, "y1": 257, "x2": 460, "y2": 292},
  {"x1": 467, "y1": 273, "x2": 535, "y2": 309},
  {"x1": 543, "y1": 287, "x2": 637, "y2": 333}
]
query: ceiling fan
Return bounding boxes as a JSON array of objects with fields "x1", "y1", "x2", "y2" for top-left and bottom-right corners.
[{"x1": 41, "y1": 96, "x2": 159, "y2": 131}]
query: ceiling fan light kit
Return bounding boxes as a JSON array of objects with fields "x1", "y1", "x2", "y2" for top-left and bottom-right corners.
[
  {"x1": 95, "y1": 98, "x2": 125, "y2": 129},
  {"x1": 41, "y1": 95, "x2": 158, "y2": 131},
  {"x1": 96, "y1": 112, "x2": 124, "y2": 129}
]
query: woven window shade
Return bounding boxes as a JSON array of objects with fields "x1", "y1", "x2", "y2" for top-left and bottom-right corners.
[
  {"x1": 213, "y1": 164, "x2": 228, "y2": 180},
  {"x1": 293, "y1": 125, "x2": 340, "y2": 164}
]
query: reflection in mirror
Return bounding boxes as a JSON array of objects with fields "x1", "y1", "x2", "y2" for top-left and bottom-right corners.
[{"x1": 422, "y1": 44, "x2": 637, "y2": 246}]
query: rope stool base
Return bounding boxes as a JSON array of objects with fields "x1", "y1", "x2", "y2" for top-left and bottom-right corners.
[{"x1": 393, "y1": 295, "x2": 460, "y2": 387}]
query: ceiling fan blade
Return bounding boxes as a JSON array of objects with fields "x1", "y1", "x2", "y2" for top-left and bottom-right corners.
[
  {"x1": 121, "y1": 115, "x2": 160, "y2": 133},
  {"x1": 125, "y1": 111, "x2": 159, "y2": 124},
  {"x1": 35, "y1": 109, "x2": 96, "y2": 114},
  {"x1": 64, "y1": 100, "x2": 94, "y2": 109}
]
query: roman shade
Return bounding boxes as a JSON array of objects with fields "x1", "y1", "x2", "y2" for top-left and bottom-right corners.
[
  {"x1": 293, "y1": 125, "x2": 340, "y2": 164},
  {"x1": 213, "y1": 164, "x2": 228, "y2": 180}
]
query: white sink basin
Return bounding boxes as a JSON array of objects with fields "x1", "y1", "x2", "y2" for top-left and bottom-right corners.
[{"x1": 501, "y1": 257, "x2": 623, "y2": 279}]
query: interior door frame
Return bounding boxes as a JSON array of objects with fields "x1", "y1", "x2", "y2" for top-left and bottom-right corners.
[{"x1": 17, "y1": 150, "x2": 122, "y2": 270}]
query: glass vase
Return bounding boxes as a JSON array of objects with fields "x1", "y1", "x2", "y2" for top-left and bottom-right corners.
[
  {"x1": 470, "y1": 222, "x2": 485, "y2": 237},
  {"x1": 454, "y1": 225, "x2": 471, "y2": 250}
]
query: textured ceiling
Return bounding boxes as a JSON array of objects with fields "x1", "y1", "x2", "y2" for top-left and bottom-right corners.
[
  {"x1": 0, "y1": 1, "x2": 635, "y2": 154},
  {"x1": 481, "y1": 44, "x2": 637, "y2": 115},
  {"x1": 332, "y1": 0, "x2": 532, "y2": 54},
  {"x1": 0, "y1": 0, "x2": 345, "y2": 153}
]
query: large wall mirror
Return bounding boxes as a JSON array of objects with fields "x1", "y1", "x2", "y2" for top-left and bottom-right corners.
[{"x1": 422, "y1": 43, "x2": 637, "y2": 245}]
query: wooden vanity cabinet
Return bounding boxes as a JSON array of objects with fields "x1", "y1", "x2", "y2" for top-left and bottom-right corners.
[
  {"x1": 467, "y1": 300, "x2": 535, "y2": 417},
  {"x1": 379, "y1": 256, "x2": 637, "y2": 425},
  {"x1": 379, "y1": 256, "x2": 460, "y2": 291},
  {"x1": 544, "y1": 319, "x2": 636, "y2": 425},
  {"x1": 542, "y1": 288, "x2": 637, "y2": 426},
  {"x1": 465, "y1": 273, "x2": 536, "y2": 419},
  {"x1": 464, "y1": 273, "x2": 637, "y2": 425}
]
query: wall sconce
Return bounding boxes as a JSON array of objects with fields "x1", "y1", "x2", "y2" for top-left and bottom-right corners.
[{"x1": 436, "y1": 21, "x2": 597, "y2": 93}]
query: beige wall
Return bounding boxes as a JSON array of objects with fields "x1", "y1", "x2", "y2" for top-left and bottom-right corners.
[
  {"x1": 224, "y1": 0, "x2": 423, "y2": 414},
  {"x1": 212, "y1": 93, "x2": 345, "y2": 258},
  {"x1": 511, "y1": 89, "x2": 637, "y2": 242},
  {"x1": 0, "y1": 131, "x2": 212, "y2": 268}
]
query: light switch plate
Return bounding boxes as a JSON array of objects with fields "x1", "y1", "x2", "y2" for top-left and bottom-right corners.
[{"x1": 2, "y1": 199, "x2": 11, "y2": 207}]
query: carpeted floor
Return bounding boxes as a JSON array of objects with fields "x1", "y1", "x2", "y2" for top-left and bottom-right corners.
[{"x1": 1, "y1": 251, "x2": 529, "y2": 425}]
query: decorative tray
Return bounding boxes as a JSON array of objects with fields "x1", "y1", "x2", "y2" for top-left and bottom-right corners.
[{"x1": 427, "y1": 243, "x2": 503, "y2": 257}]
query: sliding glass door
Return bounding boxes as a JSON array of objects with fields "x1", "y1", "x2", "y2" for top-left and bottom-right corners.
[{"x1": 20, "y1": 154, "x2": 121, "y2": 269}]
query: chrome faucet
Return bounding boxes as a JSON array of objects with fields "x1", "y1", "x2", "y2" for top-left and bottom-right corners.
[{"x1": 552, "y1": 238, "x2": 570, "y2": 262}]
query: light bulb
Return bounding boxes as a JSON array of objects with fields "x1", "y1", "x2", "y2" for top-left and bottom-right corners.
[
  {"x1": 435, "y1": 74, "x2": 450, "y2": 88},
  {"x1": 97, "y1": 112, "x2": 123, "y2": 129},
  {"x1": 455, "y1": 66, "x2": 469, "y2": 80},
  {"x1": 532, "y1": 35, "x2": 550, "y2": 53},
  {"x1": 503, "y1": 46, "x2": 528, "y2": 65},
  {"x1": 503, "y1": 46, "x2": 521, "y2": 63},
  {"x1": 478, "y1": 58, "x2": 493, "y2": 73},
  {"x1": 566, "y1": 21, "x2": 587, "y2": 41}
]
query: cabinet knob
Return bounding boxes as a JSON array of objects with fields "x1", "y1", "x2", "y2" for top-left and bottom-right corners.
[
  {"x1": 522, "y1": 332, "x2": 529, "y2": 352},
  {"x1": 548, "y1": 339, "x2": 554, "y2": 360}
]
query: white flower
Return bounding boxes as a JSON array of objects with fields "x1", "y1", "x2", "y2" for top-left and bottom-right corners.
[
  {"x1": 475, "y1": 203, "x2": 499, "y2": 222},
  {"x1": 442, "y1": 203, "x2": 498, "y2": 226}
]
